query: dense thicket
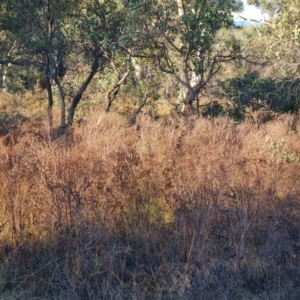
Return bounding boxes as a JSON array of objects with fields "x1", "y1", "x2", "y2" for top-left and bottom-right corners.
[{"x1": 0, "y1": 113, "x2": 300, "y2": 298}]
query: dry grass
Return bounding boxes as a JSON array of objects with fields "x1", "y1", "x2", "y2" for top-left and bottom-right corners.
[{"x1": 0, "y1": 110, "x2": 300, "y2": 299}]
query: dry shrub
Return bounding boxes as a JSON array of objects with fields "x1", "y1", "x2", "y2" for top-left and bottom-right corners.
[{"x1": 0, "y1": 112, "x2": 300, "y2": 299}]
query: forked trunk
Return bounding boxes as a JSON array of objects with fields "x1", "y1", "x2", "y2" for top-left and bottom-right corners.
[{"x1": 181, "y1": 88, "x2": 200, "y2": 116}]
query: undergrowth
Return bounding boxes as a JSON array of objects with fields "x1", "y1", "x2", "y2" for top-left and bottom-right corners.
[{"x1": 0, "y1": 112, "x2": 300, "y2": 299}]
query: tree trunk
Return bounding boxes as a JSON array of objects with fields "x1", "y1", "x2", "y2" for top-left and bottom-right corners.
[
  {"x1": 54, "y1": 77, "x2": 66, "y2": 127},
  {"x1": 67, "y1": 56, "x2": 99, "y2": 125},
  {"x1": 176, "y1": 0, "x2": 185, "y2": 17},
  {"x1": 43, "y1": 56, "x2": 54, "y2": 129},
  {"x1": 46, "y1": 76, "x2": 53, "y2": 129},
  {"x1": 105, "y1": 68, "x2": 130, "y2": 113},
  {"x1": 2, "y1": 63, "x2": 10, "y2": 93},
  {"x1": 181, "y1": 88, "x2": 199, "y2": 115},
  {"x1": 129, "y1": 90, "x2": 152, "y2": 125},
  {"x1": 196, "y1": 92, "x2": 200, "y2": 117},
  {"x1": 48, "y1": 52, "x2": 66, "y2": 127}
]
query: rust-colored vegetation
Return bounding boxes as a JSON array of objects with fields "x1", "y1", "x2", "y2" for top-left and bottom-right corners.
[{"x1": 0, "y1": 111, "x2": 300, "y2": 299}]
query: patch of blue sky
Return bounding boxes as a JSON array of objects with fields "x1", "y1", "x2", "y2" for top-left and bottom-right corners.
[{"x1": 232, "y1": 0, "x2": 269, "y2": 26}]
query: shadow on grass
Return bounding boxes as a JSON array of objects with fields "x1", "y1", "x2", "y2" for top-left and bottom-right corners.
[
  {"x1": 0, "y1": 112, "x2": 29, "y2": 136},
  {"x1": 1, "y1": 188, "x2": 300, "y2": 300},
  {"x1": 1, "y1": 114, "x2": 300, "y2": 299}
]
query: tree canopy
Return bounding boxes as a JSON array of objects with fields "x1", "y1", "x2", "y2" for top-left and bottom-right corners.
[{"x1": 1, "y1": 0, "x2": 300, "y2": 124}]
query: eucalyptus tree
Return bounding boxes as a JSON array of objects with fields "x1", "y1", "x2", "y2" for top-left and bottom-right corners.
[
  {"x1": 271, "y1": 0, "x2": 300, "y2": 47},
  {"x1": 0, "y1": 0, "x2": 130, "y2": 126},
  {"x1": 0, "y1": 0, "x2": 79, "y2": 126},
  {"x1": 71, "y1": 0, "x2": 132, "y2": 116},
  {"x1": 268, "y1": 0, "x2": 300, "y2": 114},
  {"x1": 122, "y1": 0, "x2": 244, "y2": 115},
  {"x1": 253, "y1": 0, "x2": 300, "y2": 81}
]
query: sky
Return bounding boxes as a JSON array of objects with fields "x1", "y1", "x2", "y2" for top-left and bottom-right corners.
[{"x1": 233, "y1": 0, "x2": 269, "y2": 22}]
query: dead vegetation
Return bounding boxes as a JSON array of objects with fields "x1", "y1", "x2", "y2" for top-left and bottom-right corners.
[{"x1": 0, "y1": 111, "x2": 300, "y2": 299}]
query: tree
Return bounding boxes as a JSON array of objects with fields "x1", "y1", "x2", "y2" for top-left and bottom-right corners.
[
  {"x1": 122, "y1": 0, "x2": 244, "y2": 115},
  {"x1": 259, "y1": 0, "x2": 300, "y2": 79},
  {"x1": 272, "y1": 0, "x2": 300, "y2": 46},
  {"x1": 0, "y1": 0, "x2": 130, "y2": 126},
  {"x1": 0, "y1": 0, "x2": 77, "y2": 127}
]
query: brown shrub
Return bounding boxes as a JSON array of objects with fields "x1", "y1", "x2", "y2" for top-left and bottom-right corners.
[{"x1": 0, "y1": 112, "x2": 300, "y2": 299}]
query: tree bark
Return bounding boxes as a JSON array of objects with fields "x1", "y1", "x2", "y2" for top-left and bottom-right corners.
[
  {"x1": 49, "y1": 53, "x2": 66, "y2": 127},
  {"x1": 180, "y1": 88, "x2": 199, "y2": 115},
  {"x1": 129, "y1": 90, "x2": 152, "y2": 125},
  {"x1": 2, "y1": 63, "x2": 10, "y2": 93},
  {"x1": 105, "y1": 68, "x2": 130, "y2": 112},
  {"x1": 196, "y1": 93, "x2": 200, "y2": 117},
  {"x1": 55, "y1": 79, "x2": 66, "y2": 127},
  {"x1": 45, "y1": 57, "x2": 54, "y2": 129},
  {"x1": 46, "y1": 76, "x2": 53, "y2": 129},
  {"x1": 67, "y1": 56, "x2": 99, "y2": 125}
]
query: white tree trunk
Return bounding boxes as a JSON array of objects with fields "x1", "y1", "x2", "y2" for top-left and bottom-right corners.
[
  {"x1": 176, "y1": 0, "x2": 184, "y2": 17},
  {"x1": 2, "y1": 63, "x2": 10, "y2": 93}
]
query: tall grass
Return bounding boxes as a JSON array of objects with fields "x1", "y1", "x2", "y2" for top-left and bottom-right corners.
[{"x1": 0, "y1": 112, "x2": 300, "y2": 299}]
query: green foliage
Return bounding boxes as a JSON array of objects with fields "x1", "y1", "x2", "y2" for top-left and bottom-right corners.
[
  {"x1": 3, "y1": 0, "x2": 300, "y2": 122},
  {"x1": 0, "y1": 0, "x2": 77, "y2": 56},
  {"x1": 272, "y1": 0, "x2": 300, "y2": 46},
  {"x1": 0, "y1": 0, "x2": 133, "y2": 123},
  {"x1": 201, "y1": 101, "x2": 227, "y2": 118},
  {"x1": 123, "y1": 0, "x2": 243, "y2": 83},
  {"x1": 266, "y1": 137, "x2": 299, "y2": 163},
  {"x1": 220, "y1": 72, "x2": 300, "y2": 113}
]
